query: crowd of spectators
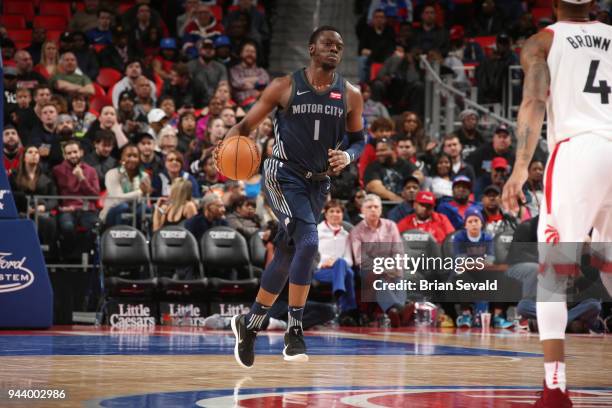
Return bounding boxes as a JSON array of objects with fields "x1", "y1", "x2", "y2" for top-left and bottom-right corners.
[
  {"x1": 2, "y1": 0, "x2": 273, "y2": 256},
  {"x1": 2, "y1": 0, "x2": 609, "y2": 330},
  {"x1": 356, "y1": 0, "x2": 611, "y2": 112}
]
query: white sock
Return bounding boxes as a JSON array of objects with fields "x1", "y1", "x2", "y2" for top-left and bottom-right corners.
[
  {"x1": 536, "y1": 301, "x2": 567, "y2": 341},
  {"x1": 544, "y1": 361, "x2": 566, "y2": 392}
]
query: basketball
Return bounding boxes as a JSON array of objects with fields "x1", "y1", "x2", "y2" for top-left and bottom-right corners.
[{"x1": 216, "y1": 136, "x2": 261, "y2": 180}]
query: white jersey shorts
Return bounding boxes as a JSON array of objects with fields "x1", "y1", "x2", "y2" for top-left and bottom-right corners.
[{"x1": 537, "y1": 134, "x2": 612, "y2": 275}]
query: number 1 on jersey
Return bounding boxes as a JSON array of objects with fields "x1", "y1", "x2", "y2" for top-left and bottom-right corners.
[
  {"x1": 584, "y1": 60, "x2": 611, "y2": 104},
  {"x1": 313, "y1": 119, "x2": 320, "y2": 140}
]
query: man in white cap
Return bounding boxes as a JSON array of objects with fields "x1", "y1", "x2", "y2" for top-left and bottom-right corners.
[
  {"x1": 503, "y1": 1, "x2": 612, "y2": 406},
  {"x1": 147, "y1": 108, "x2": 168, "y2": 140}
]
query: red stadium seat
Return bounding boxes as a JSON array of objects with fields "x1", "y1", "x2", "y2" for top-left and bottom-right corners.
[
  {"x1": 227, "y1": 4, "x2": 265, "y2": 14},
  {"x1": 369, "y1": 63, "x2": 383, "y2": 81},
  {"x1": 33, "y1": 16, "x2": 67, "y2": 30},
  {"x1": 153, "y1": 73, "x2": 163, "y2": 98},
  {"x1": 90, "y1": 95, "x2": 112, "y2": 112},
  {"x1": 0, "y1": 15, "x2": 27, "y2": 30},
  {"x1": 96, "y1": 68, "x2": 122, "y2": 90},
  {"x1": 93, "y1": 82, "x2": 106, "y2": 98},
  {"x1": 210, "y1": 5, "x2": 223, "y2": 22},
  {"x1": 118, "y1": 3, "x2": 134, "y2": 14},
  {"x1": 8, "y1": 29, "x2": 33, "y2": 44},
  {"x1": 4, "y1": 2, "x2": 35, "y2": 22},
  {"x1": 39, "y1": 3, "x2": 72, "y2": 21},
  {"x1": 92, "y1": 44, "x2": 107, "y2": 54},
  {"x1": 15, "y1": 42, "x2": 31, "y2": 50},
  {"x1": 531, "y1": 7, "x2": 553, "y2": 25},
  {"x1": 472, "y1": 36, "x2": 497, "y2": 57},
  {"x1": 47, "y1": 30, "x2": 63, "y2": 41}
]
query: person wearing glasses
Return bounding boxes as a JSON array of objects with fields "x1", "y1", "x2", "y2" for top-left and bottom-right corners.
[{"x1": 151, "y1": 150, "x2": 201, "y2": 198}]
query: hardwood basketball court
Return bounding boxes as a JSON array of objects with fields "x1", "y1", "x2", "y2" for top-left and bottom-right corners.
[{"x1": 0, "y1": 326, "x2": 610, "y2": 407}]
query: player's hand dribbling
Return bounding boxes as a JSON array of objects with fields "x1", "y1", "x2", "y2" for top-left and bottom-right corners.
[
  {"x1": 502, "y1": 167, "x2": 528, "y2": 216},
  {"x1": 328, "y1": 149, "x2": 349, "y2": 173}
]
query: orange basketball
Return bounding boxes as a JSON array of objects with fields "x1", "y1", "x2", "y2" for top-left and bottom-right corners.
[{"x1": 216, "y1": 135, "x2": 261, "y2": 180}]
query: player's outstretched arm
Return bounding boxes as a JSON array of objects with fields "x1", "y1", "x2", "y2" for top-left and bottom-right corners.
[
  {"x1": 225, "y1": 76, "x2": 291, "y2": 139},
  {"x1": 502, "y1": 30, "x2": 552, "y2": 214},
  {"x1": 328, "y1": 82, "x2": 365, "y2": 173}
]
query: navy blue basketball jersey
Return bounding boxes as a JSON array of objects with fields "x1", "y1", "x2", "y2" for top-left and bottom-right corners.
[{"x1": 273, "y1": 69, "x2": 347, "y2": 173}]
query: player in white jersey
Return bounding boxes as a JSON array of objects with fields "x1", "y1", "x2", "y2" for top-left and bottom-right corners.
[{"x1": 503, "y1": 1, "x2": 612, "y2": 407}]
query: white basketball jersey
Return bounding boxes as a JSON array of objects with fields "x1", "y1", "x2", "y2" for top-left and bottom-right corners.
[{"x1": 546, "y1": 21, "x2": 612, "y2": 149}]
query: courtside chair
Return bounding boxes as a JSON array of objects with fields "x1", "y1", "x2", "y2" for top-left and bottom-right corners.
[{"x1": 151, "y1": 226, "x2": 208, "y2": 300}]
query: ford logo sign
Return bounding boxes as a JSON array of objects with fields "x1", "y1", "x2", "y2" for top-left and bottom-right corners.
[{"x1": 0, "y1": 252, "x2": 35, "y2": 293}]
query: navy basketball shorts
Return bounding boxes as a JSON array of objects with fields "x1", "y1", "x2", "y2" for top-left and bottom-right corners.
[{"x1": 263, "y1": 157, "x2": 330, "y2": 245}]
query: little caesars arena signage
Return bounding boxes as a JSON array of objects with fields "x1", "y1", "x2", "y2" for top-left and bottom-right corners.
[{"x1": 108, "y1": 303, "x2": 157, "y2": 328}]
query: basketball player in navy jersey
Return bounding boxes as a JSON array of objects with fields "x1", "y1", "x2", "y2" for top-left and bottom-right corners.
[{"x1": 218, "y1": 26, "x2": 365, "y2": 368}]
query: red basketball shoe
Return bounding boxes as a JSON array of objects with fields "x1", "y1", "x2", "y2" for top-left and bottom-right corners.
[{"x1": 533, "y1": 381, "x2": 572, "y2": 407}]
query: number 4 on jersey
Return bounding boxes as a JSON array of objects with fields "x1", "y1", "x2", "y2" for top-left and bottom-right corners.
[{"x1": 584, "y1": 60, "x2": 611, "y2": 104}]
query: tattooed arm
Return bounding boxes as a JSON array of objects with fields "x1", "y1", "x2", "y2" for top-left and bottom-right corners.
[{"x1": 502, "y1": 30, "x2": 553, "y2": 214}]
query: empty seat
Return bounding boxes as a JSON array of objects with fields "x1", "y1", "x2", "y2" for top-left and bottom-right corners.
[
  {"x1": 89, "y1": 95, "x2": 112, "y2": 112},
  {"x1": 39, "y1": 2, "x2": 72, "y2": 21},
  {"x1": 200, "y1": 226, "x2": 259, "y2": 299},
  {"x1": 15, "y1": 42, "x2": 30, "y2": 50},
  {"x1": 8, "y1": 29, "x2": 32, "y2": 44},
  {"x1": 46, "y1": 30, "x2": 63, "y2": 42},
  {"x1": 100, "y1": 225, "x2": 156, "y2": 298},
  {"x1": 33, "y1": 16, "x2": 67, "y2": 30},
  {"x1": 0, "y1": 16, "x2": 27, "y2": 30},
  {"x1": 531, "y1": 7, "x2": 553, "y2": 25},
  {"x1": 4, "y1": 2, "x2": 35, "y2": 21},
  {"x1": 151, "y1": 226, "x2": 207, "y2": 298},
  {"x1": 370, "y1": 62, "x2": 383, "y2": 81},
  {"x1": 209, "y1": 5, "x2": 223, "y2": 22},
  {"x1": 96, "y1": 67, "x2": 122, "y2": 90},
  {"x1": 118, "y1": 3, "x2": 134, "y2": 14},
  {"x1": 93, "y1": 82, "x2": 106, "y2": 98}
]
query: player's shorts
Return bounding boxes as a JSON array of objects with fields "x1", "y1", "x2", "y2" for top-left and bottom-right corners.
[
  {"x1": 263, "y1": 157, "x2": 330, "y2": 243},
  {"x1": 537, "y1": 134, "x2": 612, "y2": 275}
]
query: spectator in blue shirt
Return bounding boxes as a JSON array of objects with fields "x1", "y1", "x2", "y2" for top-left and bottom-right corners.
[
  {"x1": 452, "y1": 207, "x2": 515, "y2": 328},
  {"x1": 86, "y1": 9, "x2": 114, "y2": 46},
  {"x1": 452, "y1": 207, "x2": 494, "y2": 263}
]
